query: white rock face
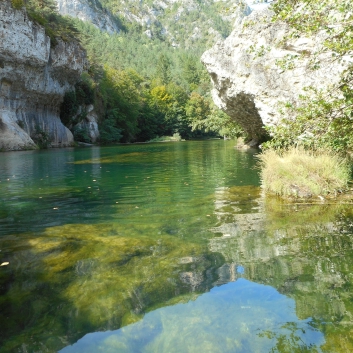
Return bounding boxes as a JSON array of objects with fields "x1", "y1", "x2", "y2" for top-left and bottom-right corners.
[
  {"x1": 0, "y1": 0, "x2": 87, "y2": 150},
  {"x1": 201, "y1": 8, "x2": 346, "y2": 144},
  {"x1": 57, "y1": 0, "x2": 120, "y2": 33}
]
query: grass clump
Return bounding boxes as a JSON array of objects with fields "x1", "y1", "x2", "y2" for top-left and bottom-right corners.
[{"x1": 258, "y1": 148, "x2": 351, "y2": 198}]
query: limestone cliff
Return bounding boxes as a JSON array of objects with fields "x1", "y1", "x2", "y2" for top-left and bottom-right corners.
[
  {"x1": 201, "y1": 7, "x2": 346, "y2": 145},
  {"x1": 57, "y1": 0, "x2": 120, "y2": 33},
  {"x1": 0, "y1": 0, "x2": 87, "y2": 150},
  {"x1": 56, "y1": 0, "x2": 249, "y2": 48}
]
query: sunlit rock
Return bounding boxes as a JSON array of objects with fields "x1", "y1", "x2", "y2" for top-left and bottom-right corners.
[
  {"x1": 57, "y1": 0, "x2": 120, "y2": 33},
  {"x1": 0, "y1": 0, "x2": 87, "y2": 150},
  {"x1": 201, "y1": 7, "x2": 347, "y2": 145}
]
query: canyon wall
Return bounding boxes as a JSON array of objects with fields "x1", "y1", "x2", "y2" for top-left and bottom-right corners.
[
  {"x1": 0, "y1": 0, "x2": 87, "y2": 150},
  {"x1": 201, "y1": 7, "x2": 346, "y2": 145}
]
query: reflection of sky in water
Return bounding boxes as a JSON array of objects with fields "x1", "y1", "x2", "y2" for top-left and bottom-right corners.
[
  {"x1": 61, "y1": 279, "x2": 324, "y2": 353},
  {"x1": 237, "y1": 265, "x2": 245, "y2": 274}
]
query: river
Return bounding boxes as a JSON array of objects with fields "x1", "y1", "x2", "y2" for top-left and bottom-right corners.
[{"x1": 0, "y1": 140, "x2": 353, "y2": 352}]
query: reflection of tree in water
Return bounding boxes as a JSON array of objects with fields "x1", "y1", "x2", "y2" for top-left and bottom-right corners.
[
  {"x1": 3, "y1": 143, "x2": 353, "y2": 352},
  {"x1": 260, "y1": 321, "x2": 322, "y2": 353},
  {"x1": 210, "y1": 185, "x2": 353, "y2": 352},
  {"x1": 0, "y1": 141, "x2": 259, "y2": 352}
]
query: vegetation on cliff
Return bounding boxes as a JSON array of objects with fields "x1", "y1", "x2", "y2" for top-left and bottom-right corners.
[
  {"x1": 10, "y1": 0, "x2": 79, "y2": 44},
  {"x1": 264, "y1": 0, "x2": 353, "y2": 153},
  {"x1": 7, "y1": 0, "x2": 243, "y2": 144},
  {"x1": 257, "y1": 0, "x2": 353, "y2": 198}
]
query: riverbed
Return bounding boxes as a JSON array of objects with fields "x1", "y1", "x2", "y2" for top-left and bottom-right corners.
[{"x1": 1, "y1": 140, "x2": 353, "y2": 352}]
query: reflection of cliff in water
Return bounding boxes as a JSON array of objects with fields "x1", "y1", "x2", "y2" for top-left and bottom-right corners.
[
  {"x1": 0, "y1": 220, "x2": 226, "y2": 353},
  {"x1": 209, "y1": 185, "x2": 353, "y2": 352}
]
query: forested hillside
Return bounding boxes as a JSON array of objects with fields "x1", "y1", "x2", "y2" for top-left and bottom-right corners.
[
  {"x1": 64, "y1": 0, "x2": 247, "y2": 143},
  {"x1": 8, "y1": 0, "x2": 246, "y2": 144}
]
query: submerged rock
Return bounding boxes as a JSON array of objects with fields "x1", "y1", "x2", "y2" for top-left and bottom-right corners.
[
  {"x1": 201, "y1": 7, "x2": 347, "y2": 145},
  {"x1": 0, "y1": 0, "x2": 87, "y2": 150}
]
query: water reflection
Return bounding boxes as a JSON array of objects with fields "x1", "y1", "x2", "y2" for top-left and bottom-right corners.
[
  {"x1": 1, "y1": 141, "x2": 353, "y2": 352},
  {"x1": 210, "y1": 185, "x2": 353, "y2": 352},
  {"x1": 61, "y1": 279, "x2": 324, "y2": 353}
]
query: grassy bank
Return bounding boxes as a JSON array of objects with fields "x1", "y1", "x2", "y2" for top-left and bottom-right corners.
[{"x1": 258, "y1": 148, "x2": 351, "y2": 198}]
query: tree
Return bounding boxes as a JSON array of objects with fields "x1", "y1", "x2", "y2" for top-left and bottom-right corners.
[
  {"x1": 191, "y1": 104, "x2": 244, "y2": 138},
  {"x1": 149, "y1": 85, "x2": 173, "y2": 114},
  {"x1": 182, "y1": 56, "x2": 201, "y2": 86},
  {"x1": 156, "y1": 54, "x2": 172, "y2": 85},
  {"x1": 99, "y1": 66, "x2": 142, "y2": 142},
  {"x1": 185, "y1": 92, "x2": 211, "y2": 126}
]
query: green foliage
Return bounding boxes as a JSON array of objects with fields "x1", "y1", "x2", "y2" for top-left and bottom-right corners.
[
  {"x1": 263, "y1": 81, "x2": 353, "y2": 152},
  {"x1": 73, "y1": 19, "x2": 208, "y2": 91},
  {"x1": 99, "y1": 117, "x2": 123, "y2": 144},
  {"x1": 149, "y1": 86, "x2": 173, "y2": 114},
  {"x1": 32, "y1": 126, "x2": 51, "y2": 149},
  {"x1": 72, "y1": 18, "x2": 232, "y2": 143},
  {"x1": 155, "y1": 54, "x2": 172, "y2": 85},
  {"x1": 191, "y1": 103, "x2": 244, "y2": 138},
  {"x1": 11, "y1": 0, "x2": 24, "y2": 9},
  {"x1": 182, "y1": 56, "x2": 201, "y2": 88},
  {"x1": 60, "y1": 76, "x2": 95, "y2": 128},
  {"x1": 185, "y1": 92, "x2": 211, "y2": 127},
  {"x1": 23, "y1": 0, "x2": 79, "y2": 45},
  {"x1": 73, "y1": 126, "x2": 90, "y2": 143},
  {"x1": 60, "y1": 91, "x2": 78, "y2": 127},
  {"x1": 75, "y1": 77, "x2": 95, "y2": 106},
  {"x1": 267, "y1": 0, "x2": 353, "y2": 153},
  {"x1": 99, "y1": 66, "x2": 141, "y2": 142}
]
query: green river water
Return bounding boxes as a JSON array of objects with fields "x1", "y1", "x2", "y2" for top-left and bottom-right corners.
[{"x1": 1, "y1": 140, "x2": 353, "y2": 352}]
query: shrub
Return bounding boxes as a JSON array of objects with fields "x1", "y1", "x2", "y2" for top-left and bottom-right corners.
[
  {"x1": 75, "y1": 79, "x2": 95, "y2": 106},
  {"x1": 258, "y1": 148, "x2": 351, "y2": 198},
  {"x1": 73, "y1": 126, "x2": 90, "y2": 143},
  {"x1": 11, "y1": 0, "x2": 24, "y2": 9},
  {"x1": 60, "y1": 91, "x2": 78, "y2": 127},
  {"x1": 32, "y1": 126, "x2": 51, "y2": 149},
  {"x1": 99, "y1": 118, "x2": 123, "y2": 144}
]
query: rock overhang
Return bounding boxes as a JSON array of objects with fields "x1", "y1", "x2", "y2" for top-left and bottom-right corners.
[{"x1": 201, "y1": 7, "x2": 347, "y2": 146}]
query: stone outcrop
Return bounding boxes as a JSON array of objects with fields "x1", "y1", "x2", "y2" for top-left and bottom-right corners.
[
  {"x1": 0, "y1": 0, "x2": 87, "y2": 150},
  {"x1": 57, "y1": 0, "x2": 120, "y2": 33},
  {"x1": 55, "y1": 0, "x2": 248, "y2": 47},
  {"x1": 201, "y1": 7, "x2": 346, "y2": 145},
  {"x1": 73, "y1": 104, "x2": 100, "y2": 143}
]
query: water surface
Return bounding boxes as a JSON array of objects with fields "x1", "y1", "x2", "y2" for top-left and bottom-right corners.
[{"x1": 0, "y1": 140, "x2": 353, "y2": 352}]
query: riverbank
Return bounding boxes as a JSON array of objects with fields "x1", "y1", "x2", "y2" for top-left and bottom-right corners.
[{"x1": 258, "y1": 147, "x2": 352, "y2": 199}]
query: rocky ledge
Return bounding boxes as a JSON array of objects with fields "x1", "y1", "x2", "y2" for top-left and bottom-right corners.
[
  {"x1": 0, "y1": 0, "x2": 87, "y2": 150},
  {"x1": 201, "y1": 7, "x2": 346, "y2": 146}
]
